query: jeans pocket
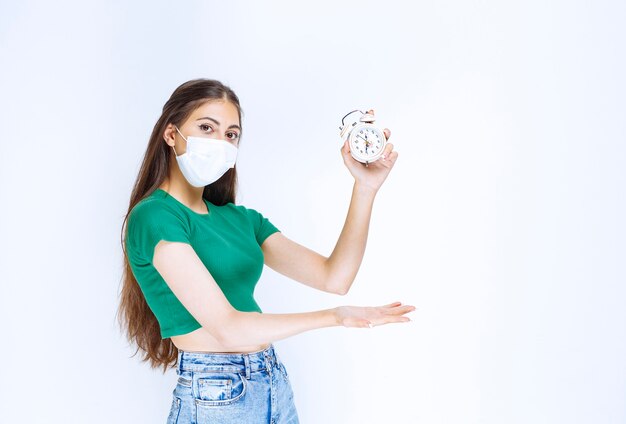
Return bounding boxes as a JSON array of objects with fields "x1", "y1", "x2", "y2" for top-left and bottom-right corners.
[
  {"x1": 194, "y1": 371, "x2": 247, "y2": 407},
  {"x1": 166, "y1": 396, "x2": 181, "y2": 424}
]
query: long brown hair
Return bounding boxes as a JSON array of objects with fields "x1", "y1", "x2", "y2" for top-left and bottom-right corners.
[{"x1": 116, "y1": 79, "x2": 243, "y2": 373}]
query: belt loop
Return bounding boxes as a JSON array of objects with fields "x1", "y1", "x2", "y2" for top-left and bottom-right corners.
[
  {"x1": 263, "y1": 349, "x2": 271, "y2": 372},
  {"x1": 270, "y1": 345, "x2": 278, "y2": 366},
  {"x1": 243, "y1": 353, "x2": 251, "y2": 380}
]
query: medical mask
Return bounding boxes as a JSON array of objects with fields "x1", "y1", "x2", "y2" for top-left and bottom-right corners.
[{"x1": 172, "y1": 126, "x2": 238, "y2": 187}]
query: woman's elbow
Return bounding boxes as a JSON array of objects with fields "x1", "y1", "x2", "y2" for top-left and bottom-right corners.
[
  {"x1": 325, "y1": 278, "x2": 351, "y2": 296},
  {"x1": 201, "y1": 311, "x2": 242, "y2": 348},
  {"x1": 333, "y1": 286, "x2": 349, "y2": 296}
]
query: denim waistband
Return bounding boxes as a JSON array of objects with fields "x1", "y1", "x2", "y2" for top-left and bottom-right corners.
[{"x1": 177, "y1": 344, "x2": 280, "y2": 377}]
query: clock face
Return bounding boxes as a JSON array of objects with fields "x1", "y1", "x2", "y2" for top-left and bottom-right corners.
[{"x1": 349, "y1": 125, "x2": 385, "y2": 162}]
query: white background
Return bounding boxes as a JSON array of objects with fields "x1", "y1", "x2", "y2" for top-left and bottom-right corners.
[{"x1": 1, "y1": 1, "x2": 625, "y2": 423}]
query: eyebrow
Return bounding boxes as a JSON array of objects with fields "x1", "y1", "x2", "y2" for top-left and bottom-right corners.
[{"x1": 196, "y1": 116, "x2": 241, "y2": 131}]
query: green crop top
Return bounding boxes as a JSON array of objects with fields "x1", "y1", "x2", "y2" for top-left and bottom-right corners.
[{"x1": 125, "y1": 188, "x2": 280, "y2": 338}]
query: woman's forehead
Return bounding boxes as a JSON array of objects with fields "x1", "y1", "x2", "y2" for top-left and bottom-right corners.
[{"x1": 191, "y1": 100, "x2": 240, "y2": 124}]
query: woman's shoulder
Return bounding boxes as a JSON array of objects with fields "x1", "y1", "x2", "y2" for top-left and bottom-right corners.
[
  {"x1": 222, "y1": 203, "x2": 277, "y2": 232},
  {"x1": 220, "y1": 202, "x2": 263, "y2": 218},
  {"x1": 129, "y1": 191, "x2": 183, "y2": 222},
  {"x1": 126, "y1": 192, "x2": 190, "y2": 247}
]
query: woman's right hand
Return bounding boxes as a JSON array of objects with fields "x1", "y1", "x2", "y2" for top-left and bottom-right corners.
[{"x1": 334, "y1": 302, "x2": 416, "y2": 328}]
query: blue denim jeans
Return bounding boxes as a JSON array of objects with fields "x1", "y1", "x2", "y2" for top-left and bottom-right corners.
[{"x1": 166, "y1": 344, "x2": 299, "y2": 423}]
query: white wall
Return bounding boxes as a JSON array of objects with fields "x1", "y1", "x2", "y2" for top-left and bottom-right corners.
[{"x1": 1, "y1": 1, "x2": 625, "y2": 423}]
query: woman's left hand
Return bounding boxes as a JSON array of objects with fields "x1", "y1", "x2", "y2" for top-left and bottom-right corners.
[{"x1": 340, "y1": 109, "x2": 398, "y2": 193}]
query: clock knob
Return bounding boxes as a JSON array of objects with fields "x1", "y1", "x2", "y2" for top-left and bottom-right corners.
[{"x1": 359, "y1": 113, "x2": 375, "y2": 123}]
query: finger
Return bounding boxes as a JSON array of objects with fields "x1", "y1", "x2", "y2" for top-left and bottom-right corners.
[
  {"x1": 383, "y1": 128, "x2": 391, "y2": 140},
  {"x1": 387, "y1": 315, "x2": 412, "y2": 324},
  {"x1": 372, "y1": 316, "x2": 411, "y2": 327},
  {"x1": 381, "y1": 142, "x2": 394, "y2": 158},
  {"x1": 384, "y1": 315, "x2": 411, "y2": 323},
  {"x1": 380, "y1": 301, "x2": 402, "y2": 308},
  {"x1": 382, "y1": 150, "x2": 398, "y2": 165},
  {"x1": 341, "y1": 140, "x2": 353, "y2": 159},
  {"x1": 380, "y1": 143, "x2": 394, "y2": 163},
  {"x1": 383, "y1": 305, "x2": 416, "y2": 315}
]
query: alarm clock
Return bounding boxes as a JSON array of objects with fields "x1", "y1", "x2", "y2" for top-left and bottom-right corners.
[{"x1": 339, "y1": 109, "x2": 387, "y2": 165}]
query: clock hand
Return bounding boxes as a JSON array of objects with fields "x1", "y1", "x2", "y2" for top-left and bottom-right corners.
[{"x1": 357, "y1": 135, "x2": 372, "y2": 150}]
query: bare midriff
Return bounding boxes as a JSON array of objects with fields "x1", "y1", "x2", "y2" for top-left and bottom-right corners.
[{"x1": 169, "y1": 327, "x2": 270, "y2": 353}]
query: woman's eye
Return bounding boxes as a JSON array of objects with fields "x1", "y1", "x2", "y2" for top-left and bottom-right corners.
[
  {"x1": 199, "y1": 124, "x2": 213, "y2": 132},
  {"x1": 227, "y1": 132, "x2": 240, "y2": 140}
]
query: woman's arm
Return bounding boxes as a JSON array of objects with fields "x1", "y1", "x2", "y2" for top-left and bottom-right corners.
[
  {"x1": 262, "y1": 183, "x2": 377, "y2": 295},
  {"x1": 264, "y1": 113, "x2": 398, "y2": 295},
  {"x1": 154, "y1": 241, "x2": 414, "y2": 349}
]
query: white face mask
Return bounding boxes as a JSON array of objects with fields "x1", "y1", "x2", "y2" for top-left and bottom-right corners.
[{"x1": 172, "y1": 126, "x2": 238, "y2": 187}]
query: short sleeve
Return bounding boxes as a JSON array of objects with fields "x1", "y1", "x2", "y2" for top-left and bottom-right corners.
[
  {"x1": 245, "y1": 207, "x2": 280, "y2": 246},
  {"x1": 126, "y1": 200, "x2": 191, "y2": 263}
]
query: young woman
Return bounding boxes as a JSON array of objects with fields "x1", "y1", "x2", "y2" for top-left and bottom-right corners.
[{"x1": 117, "y1": 78, "x2": 415, "y2": 424}]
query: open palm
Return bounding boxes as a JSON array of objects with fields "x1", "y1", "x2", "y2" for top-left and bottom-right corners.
[{"x1": 336, "y1": 302, "x2": 415, "y2": 328}]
